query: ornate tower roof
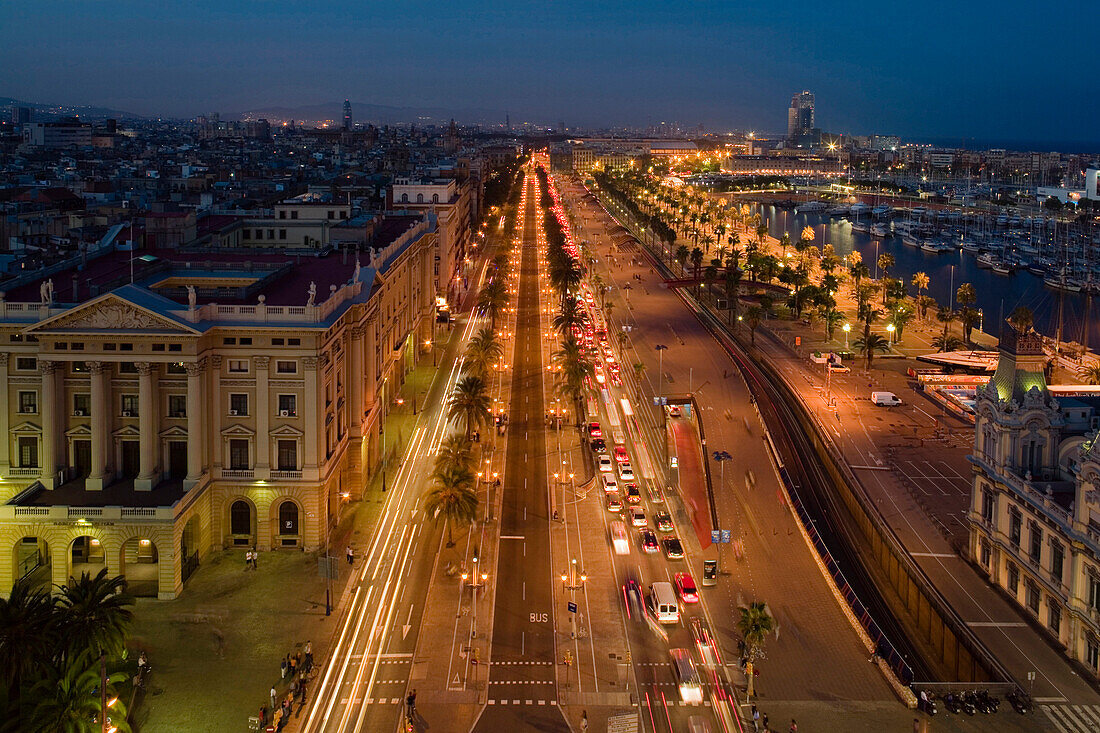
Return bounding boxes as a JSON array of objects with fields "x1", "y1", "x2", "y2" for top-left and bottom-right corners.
[{"x1": 985, "y1": 325, "x2": 1050, "y2": 407}]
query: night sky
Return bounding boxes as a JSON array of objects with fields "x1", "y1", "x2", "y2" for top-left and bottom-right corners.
[{"x1": 0, "y1": 1, "x2": 1093, "y2": 145}]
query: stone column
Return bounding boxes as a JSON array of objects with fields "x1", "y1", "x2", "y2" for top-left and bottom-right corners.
[
  {"x1": 209, "y1": 356, "x2": 223, "y2": 469},
  {"x1": 0, "y1": 355, "x2": 10, "y2": 475},
  {"x1": 86, "y1": 361, "x2": 108, "y2": 491},
  {"x1": 135, "y1": 362, "x2": 158, "y2": 491},
  {"x1": 303, "y1": 356, "x2": 319, "y2": 476},
  {"x1": 185, "y1": 360, "x2": 204, "y2": 489},
  {"x1": 39, "y1": 360, "x2": 60, "y2": 488},
  {"x1": 363, "y1": 322, "x2": 377, "y2": 413},
  {"x1": 348, "y1": 327, "x2": 364, "y2": 437},
  {"x1": 254, "y1": 356, "x2": 270, "y2": 478}
]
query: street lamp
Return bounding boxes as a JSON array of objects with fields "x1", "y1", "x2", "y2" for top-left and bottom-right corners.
[
  {"x1": 843, "y1": 323, "x2": 851, "y2": 348},
  {"x1": 561, "y1": 557, "x2": 587, "y2": 640},
  {"x1": 463, "y1": 548, "x2": 488, "y2": 639},
  {"x1": 712, "y1": 450, "x2": 732, "y2": 573},
  {"x1": 655, "y1": 344, "x2": 668, "y2": 399},
  {"x1": 887, "y1": 323, "x2": 896, "y2": 344}
]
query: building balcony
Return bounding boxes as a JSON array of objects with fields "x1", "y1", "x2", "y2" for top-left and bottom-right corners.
[
  {"x1": 220, "y1": 469, "x2": 255, "y2": 479},
  {"x1": 270, "y1": 470, "x2": 302, "y2": 480},
  {"x1": 8, "y1": 467, "x2": 42, "y2": 477}
]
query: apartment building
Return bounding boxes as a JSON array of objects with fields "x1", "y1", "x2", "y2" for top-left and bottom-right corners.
[
  {"x1": 389, "y1": 178, "x2": 472, "y2": 303},
  {"x1": 0, "y1": 216, "x2": 435, "y2": 599},
  {"x1": 968, "y1": 326, "x2": 1100, "y2": 679}
]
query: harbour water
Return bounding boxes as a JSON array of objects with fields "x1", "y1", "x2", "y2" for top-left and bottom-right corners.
[{"x1": 751, "y1": 203, "x2": 1100, "y2": 349}]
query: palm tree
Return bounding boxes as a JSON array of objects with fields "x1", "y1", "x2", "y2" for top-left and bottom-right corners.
[
  {"x1": 877, "y1": 253, "x2": 895, "y2": 303},
  {"x1": 464, "y1": 328, "x2": 504, "y2": 378},
  {"x1": 745, "y1": 305, "x2": 763, "y2": 345},
  {"x1": 935, "y1": 306, "x2": 957, "y2": 342},
  {"x1": 959, "y1": 306, "x2": 981, "y2": 345},
  {"x1": 675, "y1": 245, "x2": 690, "y2": 274},
  {"x1": 887, "y1": 301, "x2": 914, "y2": 342},
  {"x1": 821, "y1": 307, "x2": 845, "y2": 340},
  {"x1": 1078, "y1": 363, "x2": 1100, "y2": 385},
  {"x1": 703, "y1": 263, "x2": 718, "y2": 298},
  {"x1": 552, "y1": 296, "x2": 583, "y2": 336},
  {"x1": 632, "y1": 362, "x2": 647, "y2": 380},
  {"x1": 853, "y1": 333, "x2": 891, "y2": 369},
  {"x1": 1008, "y1": 306, "x2": 1034, "y2": 334},
  {"x1": 424, "y1": 468, "x2": 478, "y2": 546},
  {"x1": 724, "y1": 265, "x2": 743, "y2": 325},
  {"x1": 800, "y1": 225, "x2": 816, "y2": 253},
  {"x1": 477, "y1": 279, "x2": 510, "y2": 329},
  {"x1": 737, "y1": 601, "x2": 774, "y2": 698},
  {"x1": 434, "y1": 434, "x2": 475, "y2": 475},
  {"x1": 911, "y1": 272, "x2": 930, "y2": 315},
  {"x1": 57, "y1": 568, "x2": 134, "y2": 663},
  {"x1": 689, "y1": 247, "x2": 704, "y2": 284},
  {"x1": 932, "y1": 334, "x2": 965, "y2": 352},
  {"x1": 448, "y1": 375, "x2": 492, "y2": 440},
  {"x1": 27, "y1": 650, "x2": 131, "y2": 733},
  {"x1": 0, "y1": 577, "x2": 56, "y2": 709}
]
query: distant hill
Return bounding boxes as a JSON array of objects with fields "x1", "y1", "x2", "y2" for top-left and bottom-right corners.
[
  {"x1": 0, "y1": 95, "x2": 145, "y2": 120},
  {"x1": 230, "y1": 100, "x2": 510, "y2": 127}
]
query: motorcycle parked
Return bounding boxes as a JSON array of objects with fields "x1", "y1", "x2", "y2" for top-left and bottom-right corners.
[
  {"x1": 944, "y1": 692, "x2": 962, "y2": 714},
  {"x1": 1007, "y1": 688, "x2": 1031, "y2": 715},
  {"x1": 961, "y1": 690, "x2": 977, "y2": 715}
]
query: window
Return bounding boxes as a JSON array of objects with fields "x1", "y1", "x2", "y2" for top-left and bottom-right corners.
[
  {"x1": 279, "y1": 229, "x2": 287, "y2": 240},
  {"x1": 279, "y1": 501, "x2": 299, "y2": 535},
  {"x1": 1022, "y1": 439, "x2": 1041, "y2": 471},
  {"x1": 1009, "y1": 508, "x2": 1022, "y2": 549},
  {"x1": 18, "y1": 437, "x2": 38, "y2": 468},
  {"x1": 1026, "y1": 579, "x2": 1041, "y2": 614},
  {"x1": 1089, "y1": 639, "x2": 1100, "y2": 671},
  {"x1": 980, "y1": 489, "x2": 994, "y2": 525},
  {"x1": 278, "y1": 394, "x2": 297, "y2": 416},
  {"x1": 223, "y1": 337, "x2": 236, "y2": 345},
  {"x1": 227, "y1": 359, "x2": 248, "y2": 373},
  {"x1": 1029, "y1": 521, "x2": 1042, "y2": 565},
  {"x1": 275, "y1": 360, "x2": 297, "y2": 374},
  {"x1": 979, "y1": 538, "x2": 991, "y2": 568},
  {"x1": 243, "y1": 229, "x2": 251, "y2": 240},
  {"x1": 15, "y1": 357, "x2": 37, "y2": 371},
  {"x1": 267, "y1": 229, "x2": 274, "y2": 240},
  {"x1": 277, "y1": 440, "x2": 297, "y2": 471},
  {"x1": 73, "y1": 394, "x2": 90, "y2": 416},
  {"x1": 166, "y1": 362, "x2": 186, "y2": 374},
  {"x1": 120, "y1": 343, "x2": 134, "y2": 352},
  {"x1": 229, "y1": 394, "x2": 249, "y2": 416},
  {"x1": 1050, "y1": 541, "x2": 1064, "y2": 584},
  {"x1": 279, "y1": 210, "x2": 286, "y2": 219},
  {"x1": 104, "y1": 343, "x2": 116, "y2": 351},
  {"x1": 119, "y1": 362, "x2": 138, "y2": 374},
  {"x1": 18, "y1": 391, "x2": 38, "y2": 414},
  {"x1": 272, "y1": 338, "x2": 285, "y2": 346},
  {"x1": 228, "y1": 439, "x2": 249, "y2": 470},
  {"x1": 239, "y1": 337, "x2": 252, "y2": 346},
  {"x1": 288, "y1": 338, "x2": 300, "y2": 346},
  {"x1": 152, "y1": 344, "x2": 165, "y2": 352},
  {"x1": 1049, "y1": 602, "x2": 1061, "y2": 635},
  {"x1": 230, "y1": 500, "x2": 251, "y2": 535},
  {"x1": 327, "y1": 210, "x2": 334, "y2": 219},
  {"x1": 1007, "y1": 562, "x2": 1019, "y2": 596},
  {"x1": 290, "y1": 210, "x2": 298, "y2": 220},
  {"x1": 1090, "y1": 575, "x2": 1100, "y2": 611},
  {"x1": 120, "y1": 394, "x2": 139, "y2": 416},
  {"x1": 54, "y1": 342, "x2": 67, "y2": 350},
  {"x1": 168, "y1": 344, "x2": 182, "y2": 352},
  {"x1": 168, "y1": 395, "x2": 186, "y2": 417}
]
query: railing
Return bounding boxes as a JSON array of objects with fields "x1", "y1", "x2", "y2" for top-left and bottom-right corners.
[
  {"x1": 221, "y1": 469, "x2": 255, "y2": 479},
  {"x1": 68, "y1": 507, "x2": 103, "y2": 517},
  {"x1": 8, "y1": 467, "x2": 41, "y2": 477},
  {"x1": 2, "y1": 504, "x2": 174, "y2": 521},
  {"x1": 14, "y1": 506, "x2": 49, "y2": 517},
  {"x1": 270, "y1": 470, "x2": 303, "y2": 480},
  {"x1": 122, "y1": 507, "x2": 157, "y2": 518}
]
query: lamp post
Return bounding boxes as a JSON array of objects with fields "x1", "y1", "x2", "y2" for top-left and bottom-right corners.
[
  {"x1": 462, "y1": 548, "x2": 487, "y2": 639},
  {"x1": 712, "y1": 451, "x2": 732, "y2": 573},
  {"x1": 561, "y1": 557, "x2": 587, "y2": 640},
  {"x1": 887, "y1": 323, "x2": 896, "y2": 344},
  {"x1": 655, "y1": 344, "x2": 668, "y2": 400},
  {"x1": 843, "y1": 323, "x2": 851, "y2": 349}
]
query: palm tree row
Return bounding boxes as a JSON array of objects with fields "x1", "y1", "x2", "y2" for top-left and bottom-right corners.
[{"x1": 1, "y1": 569, "x2": 136, "y2": 731}]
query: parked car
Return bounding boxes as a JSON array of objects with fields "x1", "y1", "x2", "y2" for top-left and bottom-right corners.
[{"x1": 662, "y1": 537, "x2": 684, "y2": 559}]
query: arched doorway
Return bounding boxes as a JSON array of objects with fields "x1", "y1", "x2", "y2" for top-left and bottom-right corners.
[
  {"x1": 13, "y1": 537, "x2": 50, "y2": 593},
  {"x1": 277, "y1": 501, "x2": 299, "y2": 548},
  {"x1": 120, "y1": 538, "x2": 159, "y2": 597},
  {"x1": 228, "y1": 500, "x2": 254, "y2": 546},
  {"x1": 70, "y1": 536, "x2": 105, "y2": 580},
  {"x1": 180, "y1": 516, "x2": 200, "y2": 583}
]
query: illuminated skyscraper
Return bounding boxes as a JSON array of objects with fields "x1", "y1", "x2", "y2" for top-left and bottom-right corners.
[
  {"x1": 787, "y1": 90, "x2": 815, "y2": 141},
  {"x1": 343, "y1": 99, "x2": 353, "y2": 131}
]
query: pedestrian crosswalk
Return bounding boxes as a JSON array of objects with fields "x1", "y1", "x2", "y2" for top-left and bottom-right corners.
[{"x1": 1041, "y1": 704, "x2": 1100, "y2": 732}]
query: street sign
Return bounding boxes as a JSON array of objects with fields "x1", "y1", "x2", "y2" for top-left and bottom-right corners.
[
  {"x1": 711, "y1": 530, "x2": 721, "y2": 545},
  {"x1": 652, "y1": 396, "x2": 660, "y2": 405},
  {"x1": 568, "y1": 601, "x2": 578, "y2": 613},
  {"x1": 721, "y1": 529, "x2": 732, "y2": 544},
  {"x1": 317, "y1": 556, "x2": 339, "y2": 580},
  {"x1": 670, "y1": 456, "x2": 678, "y2": 468}
]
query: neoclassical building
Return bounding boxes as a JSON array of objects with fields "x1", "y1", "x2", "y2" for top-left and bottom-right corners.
[
  {"x1": 969, "y1": 326, "x2": 1100, "y2": 679},
  {"x1": 0, "y1": 215, "x2": 435, "y2": 598}
]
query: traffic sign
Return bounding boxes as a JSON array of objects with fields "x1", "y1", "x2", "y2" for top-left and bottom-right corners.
[
  {"x1": 567, "y1": 601, "x2": 578, "y2": 613},
  {"x1": 721, "y1": 530, "x2": 732, "y2": 544},
  {"x1": 711, "y1": 530, "x2": 721, "y2": 545}
]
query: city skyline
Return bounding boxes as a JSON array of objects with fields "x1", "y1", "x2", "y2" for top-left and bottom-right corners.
[{"x1": 1, "y1": 1, "x2": 1096, "y2": 146}]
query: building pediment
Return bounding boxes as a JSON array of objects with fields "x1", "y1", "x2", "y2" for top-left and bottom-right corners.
[
  {"x1": 221, "y1": 423, "x2": 256, "y2": 437},
  {"x1": 111, "y1": 424, "x2": 141, "y2": 437},
  {"x1": 269, "y1": 424, "x2": 304, "y2": 437},
  {"x1": 22, "y1": 293, "x2": 199, "y2": 336},
  {"x1": 10, "y1": 421, "x2": 41, "y2": 434},
  {"x1": 64, "y1": 424, "x2": 92, "y2": 437},
  {"x1": 159, "y1": 425, "x2": 189, "y2": 438}
]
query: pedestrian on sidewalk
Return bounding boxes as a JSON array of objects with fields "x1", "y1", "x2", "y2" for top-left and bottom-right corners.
[
  {"x1": 251, "y1": 546, "x2": 258, "y2": 569},
  {"x1": 294, "y1": 651, "x2": 302, "y2": 673},
  {"x1": 752, "y1": 705, "x2": 760, "y2": 730},
  {"x1": 280, "y1": 658, "x2": 287, "y2": 679},
  {"x1": 289, "y1": 654, "x2": 297, "y2": 677},
  {"x1": 581, "y1": 709, "x2": 588, "y2": 731},
  {"x1": 304, "y1": 640, "x2": 313, "y2": 673},
  {"x1": 762, "y1": 712, "x2": 769, "y2": 731},
  {"x1": 346, "y1": 545, "x2": 354, "y2": 565},
  {"x1": 788, "y1": 720, "x2": 797, "y2": 733},
  {"x1": 270, "y1": 685, "x2": 277, "y2": 710},
  {"x1": 244, "y1": 549, "x2": 252, "y2": 570}
]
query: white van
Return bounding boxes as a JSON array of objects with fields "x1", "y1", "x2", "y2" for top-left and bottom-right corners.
[
  {"x1": 611, "y1": 427, "x2": 626, "y2": 446},
  {"x1": 611, "y1": 520, "x2": 630, "y2": 555},
  {"x1": 651, "y1": 581, "x2": 679, "y2": 624},
  {"x1": 871, "y1": 391, "x2": 902, "y2": 406}
]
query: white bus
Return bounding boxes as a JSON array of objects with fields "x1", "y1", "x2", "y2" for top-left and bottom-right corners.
[{"x1": 651, "y1": 581, "x2": 679, "y2": 624}]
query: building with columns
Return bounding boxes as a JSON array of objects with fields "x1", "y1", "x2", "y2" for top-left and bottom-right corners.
[
  {"x1": 969, "y1": 325, "x2": 1100, "y2": 680},
  {"x1": 0, "y1": 215, "x2": 435, "y2": 599}
]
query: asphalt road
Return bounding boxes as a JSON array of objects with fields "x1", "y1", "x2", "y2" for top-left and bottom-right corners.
[{"x1": 474, "y1": 170, "x2": 568, "y2": 731}]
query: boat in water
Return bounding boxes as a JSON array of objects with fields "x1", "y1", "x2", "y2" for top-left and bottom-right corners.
[
  {"x1": 796, "y1": 201, "x2": 827, "y2": 213},
  {"x1": 870, "y1": 222, "x2": 891, "y2": 237}
]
